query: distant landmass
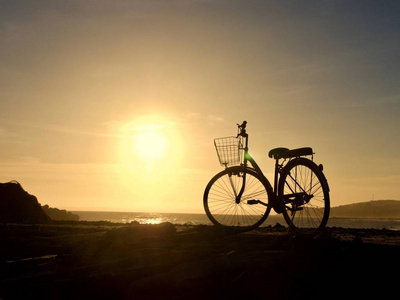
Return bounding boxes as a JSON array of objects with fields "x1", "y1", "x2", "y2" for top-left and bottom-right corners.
[
  {"x1": 330, "y1": 200, "x2": 400, "y2": 218},
  {"x1": 42, "y1": 205, "x2": 80, "y2": 221}
]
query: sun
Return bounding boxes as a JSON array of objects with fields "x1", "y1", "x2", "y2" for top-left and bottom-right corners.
[
  {"x1": 118, "y1": 115, "x2": 184, "y2": 176},
  {"x1": 133, "y1": 130, "x2": 168, "y2": 160}
]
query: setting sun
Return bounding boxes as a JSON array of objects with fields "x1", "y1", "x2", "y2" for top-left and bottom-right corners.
[
  {"x1": 117, "y1": 114, "x2": 186, "y2": 179},
  {"x1": 115, "y1": 114, "x2": 187, "y2": 211},
  {"x1": 133, "y1": 130, "x2": 169, "y2": 160}
]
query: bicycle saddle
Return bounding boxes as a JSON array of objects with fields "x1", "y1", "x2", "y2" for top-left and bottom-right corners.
[{"x1": 268, "y1": 147, "x2": 313, "y2": 159}]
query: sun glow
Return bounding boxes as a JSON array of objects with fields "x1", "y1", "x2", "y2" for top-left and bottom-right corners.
[
  {"x1": 118, "y1": 114, "x2": 185, "y2": 178},
  {"x1": 133, "y1": 130, "x2": 169, "y2": 160},
  {"x1": 115, "y1": 114, "x2": 187, "y2": 211}
]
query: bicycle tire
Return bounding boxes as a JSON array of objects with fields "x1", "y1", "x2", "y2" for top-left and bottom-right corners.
[
  {"x1": 278, "y1": 158, "x2": 330, "y2": 237},
  {"x1": 203, "y1": 166, "x2": 272, "y2": 231}
]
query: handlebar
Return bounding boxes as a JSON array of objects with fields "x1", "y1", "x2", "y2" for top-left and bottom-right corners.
[{"x1": 237, "y1": 121, "x2": 248, "y2": 138}]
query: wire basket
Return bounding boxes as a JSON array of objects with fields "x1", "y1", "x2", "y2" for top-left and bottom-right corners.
[{"x1": 214, "y1": 136, "x2": 244, "y2": 167}]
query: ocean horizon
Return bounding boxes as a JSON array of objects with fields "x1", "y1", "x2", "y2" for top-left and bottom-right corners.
[{"x1": 72, "y1": 211, "x2": 400, "y2": 231}]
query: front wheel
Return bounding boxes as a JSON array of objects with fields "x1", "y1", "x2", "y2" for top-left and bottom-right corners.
[
  {"x1": 203, "y1": 166, "x2": 272, "y2": 231},
  {"x1": 279, "y1": 158, "x2": 330, "y2": 237}
]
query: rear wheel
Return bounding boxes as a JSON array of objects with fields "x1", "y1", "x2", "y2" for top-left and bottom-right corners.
[
  {"x1": 279, "y1": 158, "x2": 330, "y2": 237},
  {"x1": 204, "y1": 166, "x2": 272, "y2": 231}
]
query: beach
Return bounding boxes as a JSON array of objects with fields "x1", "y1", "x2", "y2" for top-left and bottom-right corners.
[{"x1": 1, "y1": 222, "x2": 399, "y2": 299}]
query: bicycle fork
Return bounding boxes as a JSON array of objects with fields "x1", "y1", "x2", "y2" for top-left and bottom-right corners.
[{"x1": 228, "y1": 172, "x2": 246, "y2": 204}]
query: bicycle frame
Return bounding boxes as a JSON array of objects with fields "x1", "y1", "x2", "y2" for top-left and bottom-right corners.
[{"x1": 233, "y1": 121, "x2": 324, "y2": 213}]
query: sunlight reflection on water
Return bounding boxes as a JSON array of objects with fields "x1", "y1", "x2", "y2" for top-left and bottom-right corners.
[{"x1": 120, "y1": 213, "x2": 165, "y2": 224}]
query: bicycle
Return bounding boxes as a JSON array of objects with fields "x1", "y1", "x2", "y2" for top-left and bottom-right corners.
[{"x1": 203, "y1": 121, "x2": 330, "y2": 237}]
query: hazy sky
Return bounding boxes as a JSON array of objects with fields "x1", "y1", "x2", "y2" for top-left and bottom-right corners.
[{"x1": 1, "y1": 1, "x2": 399, "y2": 212}]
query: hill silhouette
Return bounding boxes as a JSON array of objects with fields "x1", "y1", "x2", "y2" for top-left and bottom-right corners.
[
  {"x1": 330, "y1": 200, "x2": 400, "y2": 218},
  {"x1": 0, "y1": 180, "x2": 79, "y2": 223},
  {"x1": 0, "y1": 181, "x2": 50, "y2": 224}
]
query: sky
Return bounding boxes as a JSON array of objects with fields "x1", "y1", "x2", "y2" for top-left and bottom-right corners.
[{"x1": 0, "y1": 0, "x2": 399, "y2": 213}]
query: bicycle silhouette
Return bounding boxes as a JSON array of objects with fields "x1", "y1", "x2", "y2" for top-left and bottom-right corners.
[{"x1": 204, "y1": 121, "x2": 330, "y2": 237}]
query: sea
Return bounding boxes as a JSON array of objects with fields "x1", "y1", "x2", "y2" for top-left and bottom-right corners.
[{"x1": 72, "y1": 211, "x2": 400, "y2": 231}]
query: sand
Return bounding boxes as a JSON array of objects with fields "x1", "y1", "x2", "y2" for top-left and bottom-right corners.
[{"x1": 1, "y1": 222, "x2": 399, "y2": 299}]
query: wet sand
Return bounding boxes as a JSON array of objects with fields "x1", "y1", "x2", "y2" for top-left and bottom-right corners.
[{"x1": 1, "y1": 222, "x2": 399, "y2": 299}]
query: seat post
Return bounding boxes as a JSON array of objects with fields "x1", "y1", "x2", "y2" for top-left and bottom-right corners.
[{"x1": 273, "y1": 158, "x2": 280, "y2": 195}]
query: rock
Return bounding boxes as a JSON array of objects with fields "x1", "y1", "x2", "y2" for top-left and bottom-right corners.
[
  {"x1": 273, "y1": 222, "x2": 285, "y2": 228},
  {"x1": 0, "y1": 181, "x2": 50, "y2": 224},
  {"x1": 41, "y1": 205, "x2": 80, "y2": 221}
]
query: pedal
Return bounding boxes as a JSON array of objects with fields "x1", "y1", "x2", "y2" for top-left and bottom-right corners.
[
  {"x1": 247, "y1": 200, "x2": 259, "y2": 205},
  {"x1": 247, "y1": 200, "x2": 269, "y2": 207}
]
